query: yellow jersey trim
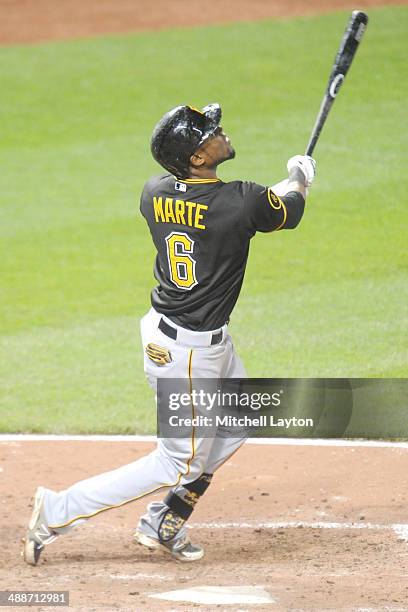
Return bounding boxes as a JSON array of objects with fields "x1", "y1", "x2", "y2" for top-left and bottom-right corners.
[
  {"x1": 49, "y1": 350, "x2": 197, "y2": 531},
  {"x1": 182, "y1": 178, "x2": 221, "y2": 184}
]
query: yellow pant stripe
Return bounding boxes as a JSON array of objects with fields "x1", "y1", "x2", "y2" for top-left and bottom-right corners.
[
  {"x1": 187, "y1": 349, "x2": 196, "y2": 472},
  {"x1": 49, "y1": 350, "x2": 196, "y2": 530}
]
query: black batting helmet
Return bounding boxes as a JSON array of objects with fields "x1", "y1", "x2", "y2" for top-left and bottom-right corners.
[{"x1": 150, "y1": 103, "x2": 222, "y2": 179}]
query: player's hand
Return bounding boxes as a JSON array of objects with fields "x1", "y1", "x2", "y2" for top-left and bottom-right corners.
[{"x1": 287, "y1": 155, "x2": 316, "y2": 188}]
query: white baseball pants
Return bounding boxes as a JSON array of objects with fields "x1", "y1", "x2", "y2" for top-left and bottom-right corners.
[{"x1": 43, "y1": 308, "x2": 247, "y2": 534}]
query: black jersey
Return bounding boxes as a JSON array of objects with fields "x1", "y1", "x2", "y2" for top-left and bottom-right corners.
[{"x1": 140, "y1": 174, "x2": 305, "y2": 331}]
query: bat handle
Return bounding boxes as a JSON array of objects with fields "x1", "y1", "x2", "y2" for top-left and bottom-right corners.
[
  {"x1": 305, "y1": 94, "x2": 334, "y2": 158},
  {"x1": 305, "y1": 140, "x2": 316, "y2": 157}
]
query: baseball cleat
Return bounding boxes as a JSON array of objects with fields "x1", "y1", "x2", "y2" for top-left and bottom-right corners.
[
  {"x1": 135, "y1": 530, "x2": 204, "y2": 562},
  {"x1": 22, "y1": 487, "x2": 59, "y2": 566}
]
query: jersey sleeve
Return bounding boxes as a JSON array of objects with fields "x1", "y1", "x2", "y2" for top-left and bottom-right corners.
[
  {"x1": 139, "y1": 177, "x2": 152, "y2": 220},
  {"x1": 241, "y1": 181, "x2": 305, "y2": 233}
]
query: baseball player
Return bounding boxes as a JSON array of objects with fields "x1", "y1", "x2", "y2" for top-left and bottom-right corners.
[{"x1": 23, "y1": 103, "x2": 316, "y2": 565}]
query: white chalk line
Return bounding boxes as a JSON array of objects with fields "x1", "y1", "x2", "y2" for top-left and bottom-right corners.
[
  {"x1": 1, "y1": 434, "x2": 408, "y2": 448},
  {"x1": 190, "y1": 519, "x2": 406, "y2": 531},
  {"x1": 189, "y1": 520, "x2": 408, "y2": 543},
  {"x1": 2, "y1": 436, "x2": 406, "y2": 539},
  {"x1": 2, "y1": 435, "x2": 407, "y2": 543},
  {"x1": 110, "y1": 573, "x2": 173, "y2": 581},
  {"x1": 0, "y1": 434, "x2": 157, "y2": 443}
]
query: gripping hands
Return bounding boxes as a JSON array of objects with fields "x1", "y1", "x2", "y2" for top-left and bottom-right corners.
[
  {"x1": 287, "y1": 155, "x2": 316, "y2": 188},
  {"x1": 271, "y1": 155, "x2": 317, "y2": 197}
]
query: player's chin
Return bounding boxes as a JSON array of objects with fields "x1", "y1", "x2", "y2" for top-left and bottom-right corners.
[
  {"x1": 226, "y1": 146, "x2": 236, "y2": 160},
  {"x1": 218, "y1": 146, "x2": 235, "y2": 166}
]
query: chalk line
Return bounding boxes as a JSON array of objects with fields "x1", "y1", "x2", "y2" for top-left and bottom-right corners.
[
  {"x1": 189, "y1": 519, "x2": 406, "y2": 531},
  {"x1": 188, "y1": 520, "x2": 408, "y2": 543},
  {"x1": 0, "y1": 434, "x2": 407, "y2": 449}
]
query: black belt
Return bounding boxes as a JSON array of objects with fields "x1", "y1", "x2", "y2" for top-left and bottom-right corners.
[{"x1": 158, "y1": 318, "x2": 223, "y2": 345}]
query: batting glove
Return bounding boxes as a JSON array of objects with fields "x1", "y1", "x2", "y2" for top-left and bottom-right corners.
[{"x1": 287, "y1": 155, "x2": 317, "y2": 188}]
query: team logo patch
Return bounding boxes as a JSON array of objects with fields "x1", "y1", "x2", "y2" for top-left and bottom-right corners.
[
  {"x1": 146, "y1": 343, "x2": 172, "y2": 366},
  {"x1": 267, "y1": 188, "x2": 283, "y2": 210},
  {"x1": 175, "y1": 181, "x2": 187, "y2": 192}
]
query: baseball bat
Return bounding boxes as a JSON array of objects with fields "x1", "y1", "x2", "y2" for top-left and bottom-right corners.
[{"x1": 305, "y1": 10, "x2": 369, "y2": 157}]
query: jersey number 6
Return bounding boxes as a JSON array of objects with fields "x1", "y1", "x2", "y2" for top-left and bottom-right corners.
[{"x1": 165, "y1": 232, "x2": 198, "y2": 290}]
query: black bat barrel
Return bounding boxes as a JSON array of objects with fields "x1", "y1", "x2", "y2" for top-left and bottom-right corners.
[
  {"x1": 327, "y1": 10, "x2": 369, "y2": 98},
  {"x1": 305, "y1": 10, "x2": 368, "y2": 157}
]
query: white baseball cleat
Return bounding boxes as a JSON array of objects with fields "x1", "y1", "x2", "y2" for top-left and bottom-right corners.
[
  {"x1": 135, "y1": 530, "x2": 204, "y2": 562},
  {"x1": 22, "y1": 487, "x2": 59, "y2": 566}
]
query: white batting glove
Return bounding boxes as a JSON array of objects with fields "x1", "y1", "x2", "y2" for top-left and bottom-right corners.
[{"x1": 287, "y1": 155, "x2": 316, "y2": 188}]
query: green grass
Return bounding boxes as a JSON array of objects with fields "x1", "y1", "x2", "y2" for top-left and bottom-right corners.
[{"x1": 1, "y1": 7, "x2": 407, "y2": 432}]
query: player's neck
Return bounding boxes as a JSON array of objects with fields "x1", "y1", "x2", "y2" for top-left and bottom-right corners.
[{"x1": 188, "y1": 168, "x2": 218, "y2": 180}]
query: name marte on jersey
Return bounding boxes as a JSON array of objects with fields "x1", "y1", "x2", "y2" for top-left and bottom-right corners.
[{"x1": 153, "y1": 196, "x2": 208, "y2": 230}]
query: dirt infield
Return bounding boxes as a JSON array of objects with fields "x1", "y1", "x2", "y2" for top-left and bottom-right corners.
[
  {"x1": 1, "y1": 439, "x2": 408, "y2": 610},
  {"x1": 1, "y1": 0, "x2": 407, "y2": 45}
]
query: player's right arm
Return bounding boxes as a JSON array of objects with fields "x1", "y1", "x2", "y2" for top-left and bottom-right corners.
[
  {"x1": 271, "y1": 155, "x2": 316, "y2": 201},
  {"x1": 241, "y1": 155, "x2": 316, "y2": 233}
]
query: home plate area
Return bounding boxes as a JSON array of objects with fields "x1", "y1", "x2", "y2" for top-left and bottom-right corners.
[
  {"x1": 144, "y1": 519, "x2": 407, "y2": 609},
  {"x1": 2, "y1": 439, "x2": 408, "y2": 609},
  {"x1": 26, "y1": 518, "x2": 408, "y2": 610},
  {"x1": 150, "y1": 585, "x2": 275, "y2": 605},
  {"x1": 139, "y1": 521, "x2": 408, "y2": 608}
]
